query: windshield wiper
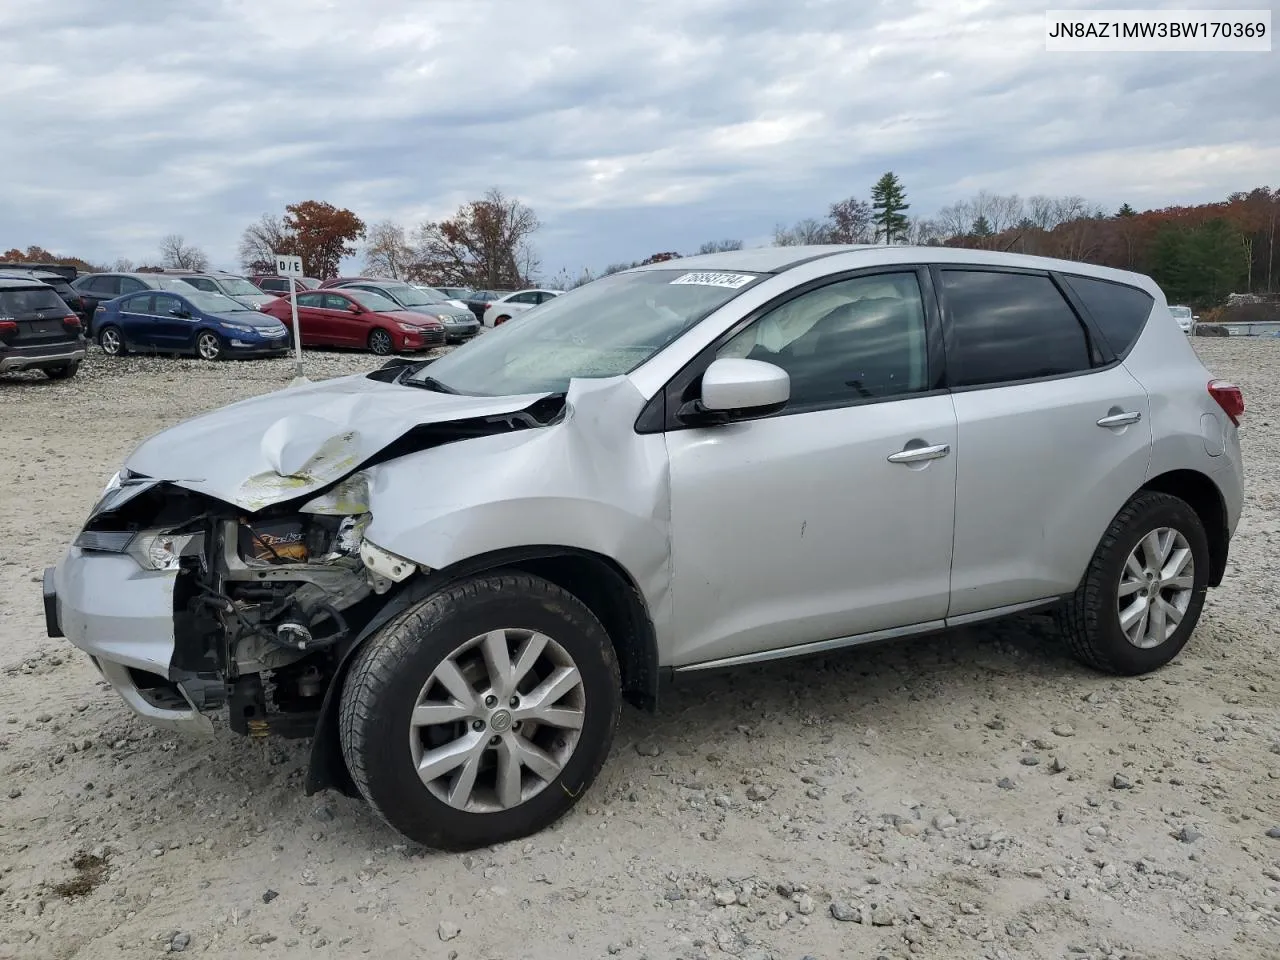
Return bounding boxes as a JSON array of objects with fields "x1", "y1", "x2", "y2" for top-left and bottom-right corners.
[{"x1": 403, "y1": 374, "x2": 458, "y2": 394}]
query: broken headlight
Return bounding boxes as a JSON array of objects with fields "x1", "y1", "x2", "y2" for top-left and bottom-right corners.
[{"x1": 74, "y1": 528, "x2": 204, "y2": 571}]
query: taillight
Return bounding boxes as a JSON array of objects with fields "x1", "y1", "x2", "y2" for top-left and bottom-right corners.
[
  {"x1": 482, "y1": 302, "x2": 491, "y2": 311},
  {"x1": 0, "y1": 320, "x2": 17, "y2": 336},
  {"x1": 1208, "y1": 380, "x2": 1244, "y2": 426},
  {"x1": 62, "y1": 315, "x2": 80, "y2": 329}
]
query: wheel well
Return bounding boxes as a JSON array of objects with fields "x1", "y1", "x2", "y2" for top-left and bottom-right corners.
[
  {"x1": 484, "y1": 550, "x2": 660, "y2": 712},
  {"x1": 1140, "y1": 469, "x2": 1229, "y2": 586}
]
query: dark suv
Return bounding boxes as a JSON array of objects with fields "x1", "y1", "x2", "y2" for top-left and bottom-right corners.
[
  {"x1": 0, "y1": 268, "x2": 88, "y2": 323},
  {"x1": 0, "y1": 277, "x2": 86, "y2": 379}
]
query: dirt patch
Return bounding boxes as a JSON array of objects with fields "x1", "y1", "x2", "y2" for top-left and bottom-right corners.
[{"x1": 49, "y1": 852, "x2": 110, "y2": 899}]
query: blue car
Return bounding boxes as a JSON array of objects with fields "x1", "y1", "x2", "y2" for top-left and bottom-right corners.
[{"x1": 92, "y1": 288, "x2": 291, "y2": 361}]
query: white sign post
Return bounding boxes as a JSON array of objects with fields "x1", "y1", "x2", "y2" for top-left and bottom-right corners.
[{"x1": 273, "y1": 253, "x2": 306, "y2": 384}]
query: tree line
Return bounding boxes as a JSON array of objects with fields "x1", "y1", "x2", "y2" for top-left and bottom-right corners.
[{"x1": 4, "y1": 176, "x2": 1277, "y2": 308}]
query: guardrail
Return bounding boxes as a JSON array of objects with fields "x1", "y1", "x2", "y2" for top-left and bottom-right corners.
[{"x1": 1221, "y1": 321, "x2": 1280, "y2": 337}]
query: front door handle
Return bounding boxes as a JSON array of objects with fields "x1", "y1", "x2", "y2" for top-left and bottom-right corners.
[
  {"x1": 1097, "y1": 411, "x2": 1142, "y2": 428},
  {"x1": 887, "y1": 442, "x2": 951, "y2": 464}
]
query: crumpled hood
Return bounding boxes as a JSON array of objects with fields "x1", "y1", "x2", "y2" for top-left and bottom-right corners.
[{"x1": 125, "y1": 372, "x2": 551, "y2": 511}]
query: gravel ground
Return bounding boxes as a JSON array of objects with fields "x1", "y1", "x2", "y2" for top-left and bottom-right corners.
[{"x1": 1, "y1": 340, "x2": 1278, "y2": 960}]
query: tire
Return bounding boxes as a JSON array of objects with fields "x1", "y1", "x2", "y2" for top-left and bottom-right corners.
[
  {"x1": 493, "y1": 315, "x2": 510, "y2": 327},
  {"x1": 1059, "y1": 491, "x2": 1210, "y2": 675},
  {"x1": 45, "y1": 360, "x2": 79, "y2": 380},
  {"x1": 195, "y1": 331, "x2": 223, "y2": 361},
  {"x1": 368, "y1": 328, "x2": 395, "y2": 356},
  {"x1": 98, "y1": 325, "x2": 126, "y2": 356},
  {"x1": 338, "y1": 571, "x2": 621, "y2": 850}
]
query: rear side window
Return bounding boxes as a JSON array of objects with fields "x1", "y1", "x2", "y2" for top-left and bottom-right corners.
[
  {"x1": 88, "y1": 275, "x2": 119, "y2": 294},
  {"x1": 119, "y1": 277, "x2": 146, "y2": 294},
  {"x1": 939, "y1": 270, "x2": 1091, "y2": 388},
  {"x1": 183, "y1": 277, "x2": 217, "y2": 292},
  {"x1": 122, "y1": 294, "x2": 153, "y2": 313},
  {"x1": 296, "y1": 292, "x2": 324, "y2": 308},
  {"x1": 1059, "y1": 274, "x2": 1154, "y2": 356},
  {"x1": 0, "y1": 287, "x2": 66, "y2": 316}
]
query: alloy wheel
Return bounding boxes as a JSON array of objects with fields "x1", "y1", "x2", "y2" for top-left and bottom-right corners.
[
  {"x1": 100, "y1": 328, "x2": 121, "y2": 355},
  {"x1": 196, "y1": 332, "x2": 221, "y2": 360},
  {"x1": 408, "y1": 628, "x2": 586, "y2": 813},
  {"x1": 369, "y1": 330, "x2": 394, "y2": 355},
  {"x1": 1117, "y1": 526, "x2": 1195, "y2": 649}
]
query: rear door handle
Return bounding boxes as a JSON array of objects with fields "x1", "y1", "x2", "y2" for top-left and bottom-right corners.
[
  {"x1": 887, "y1": 443, "x2": 951, "y2": 464},
  {"x1": 1097, "y1": 411, "x2": 1142, "y2": 428}
]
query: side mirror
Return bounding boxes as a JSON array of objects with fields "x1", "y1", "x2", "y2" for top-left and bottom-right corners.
[
  {"x1": 349, "y1": 304, "x2": 362, "y2": 313},
  {"x1": 677, "y1": 357, "x2": 790, "y2": 425},
  {"x1": 169, "y1": 307, "x2": 187, "y2": 318}
]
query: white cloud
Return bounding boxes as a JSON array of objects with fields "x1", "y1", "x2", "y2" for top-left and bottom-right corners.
[{"x1": 0, "y1": 0, "x2": 1274, "y2": 275}]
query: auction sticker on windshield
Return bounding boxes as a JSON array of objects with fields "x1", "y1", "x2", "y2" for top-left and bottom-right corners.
[{"x1": 669, "y1": 272, "x2": 756, "y2": 289}]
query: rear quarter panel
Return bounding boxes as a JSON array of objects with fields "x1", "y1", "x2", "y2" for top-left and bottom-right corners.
[{"x1": 1120, "y1": 285, "x2": 1243, "y2": 535}]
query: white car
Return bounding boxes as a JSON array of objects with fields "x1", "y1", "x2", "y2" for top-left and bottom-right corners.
[
  {"x1": 1169, "y1": 305, "x2": 1196, "y2": 334},
  {"x1": 482, "y1": 288, "x2": 563, "y2": 327}
]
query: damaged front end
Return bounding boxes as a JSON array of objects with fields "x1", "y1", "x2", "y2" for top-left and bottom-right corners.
[{"x1": 61, "y1": 469, "x2": 418, "y2": 741}]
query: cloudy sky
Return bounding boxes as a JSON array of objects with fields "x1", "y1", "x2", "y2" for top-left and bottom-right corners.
[{"x1": 1, "y1": 0, "x2": 1276, "y2": 279}]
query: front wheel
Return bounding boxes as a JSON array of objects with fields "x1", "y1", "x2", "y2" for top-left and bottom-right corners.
[
  {"x1": 368, "y1": 328, "x2": 395, "y2": 356},
  {"x1": 338, "y1": 571, "x2": 621, "y2": 850},
  {"x1": 1059, "y1": 491, "x2": 1210, "y2": 675},
  {"x1": 195, "y1": 331, "x2": 224, "y2": 361}
]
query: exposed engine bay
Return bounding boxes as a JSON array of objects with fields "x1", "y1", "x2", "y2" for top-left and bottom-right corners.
[{"x1": 79, "y1": 471, "x2": 417, "y2": 740}]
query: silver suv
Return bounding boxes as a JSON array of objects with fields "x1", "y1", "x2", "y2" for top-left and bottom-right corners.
[{"x1": 44, "y1": 246, "x2": 1245, "y2": 850}]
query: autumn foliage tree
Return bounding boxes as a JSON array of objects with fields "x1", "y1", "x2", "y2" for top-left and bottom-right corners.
[
  {"x1": 282, "y1": 201, "x2": 366, "y2": 279},
  {"x1": 0, "y1": 244, "x2": 101, "y2": 272},
  {"x1": 412, "y1": 188, "x2": 540, "y2": 288}
]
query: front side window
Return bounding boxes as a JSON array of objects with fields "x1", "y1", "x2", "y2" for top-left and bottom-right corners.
[
  {"x1": 940, "y1": 270, "x2": 1091, "y2": 388},
  {"x1": 323, "y1": 293, "x2": 354, "y2": 310},
  {"x1": 717, "y1": 271, "x2": 930, "y2": 408},
  {"x1": 408, "y1": 269, "x2": 761, "y2": 396},
  {"x1": 152, "y1": 294, "x2": 181, "y2": 315},
  {"x1": 296, "y1": 292, "x2": 325, "y2": 308}
]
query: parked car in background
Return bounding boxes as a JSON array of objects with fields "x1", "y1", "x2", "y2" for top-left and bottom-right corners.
[
  {"x1": 410, "y1": 283, "x2": 469, "y2": 310},
  {"x1": 459, "y1": 288, "x2": 509, "y2": 320},
  {"x1": 0, "y1": 276, "x2": 85, "y2": 379},
  {"x1": 93, "y1": 287, "x2": 290, "y2": 361},
  {"x1": 172, "y1": 273, "x2": 275, "y2": 311},
  {"x1": 435, "y1": 286, "x2": 472, "y2": 301},
  {"x1": 481, "y1": 288, "x2": 563, "y2": 326},
  {"x1": 335, "y1": 279, "x2": 479, "y2": 343},
  {"x1": 259, "y1": 287, "x2": 445, "y2": 355},
  {"x1": 1168, "y1": 305, "x2": 1197, "y2": 334},
  {"x1": 46, "y1": 245, "x2": 1244, "y2": 851},
  {"x1": 251, "y1": 275, "x2": 322, "y2": 296},
  {"x1": 72, "y1": 273, "x2": 198, "y2": 320},
  {"x1": 0, "y1": 268, "x2": 88, "y2": 323}
]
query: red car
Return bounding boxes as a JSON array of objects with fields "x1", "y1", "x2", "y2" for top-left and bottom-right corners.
[{"x1": 259, "y1": 287, "x2": 445, "y2": 356}]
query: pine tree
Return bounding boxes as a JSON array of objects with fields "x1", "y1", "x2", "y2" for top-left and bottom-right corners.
[
  {"x1": 1116, "y1": 203, "x2": 1137, "y2": 217},
  {"x1": 870, "y1": 172, "x2": 910, "y2": 244},
  {"x1": 971, "y1": 215, "x2": 994, "y2": 236}
]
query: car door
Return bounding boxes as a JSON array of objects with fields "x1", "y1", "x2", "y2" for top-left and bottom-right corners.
[
  {"x1": 661, "y1": 268, "x2": 958, "y2": 668},
  {"x1": 935, "y1": 266, "x2": 1153, "y2": 618},
  {"x1": 149, "y1": 293, "x2": 193, "y2": 351},
  {"x1": 323, "y1": 292, "x2": 361, "y2": 345},
  {"x1": 82, "y1": 275, "x2": 121, "y2": 321},
  {"x1": 292, "y1": 292, "x2": 328, "y2": 345},
  {"x1": 115, "y1": 293, "x2": 155, "y2": 349}
]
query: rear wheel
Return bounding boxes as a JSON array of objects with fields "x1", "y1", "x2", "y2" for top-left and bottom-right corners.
[
  {"x1": 338, "y1": 571, "x2": 622, "y2": 850},
  {"x1": 1059, "y1": 491, "x2": 1209, "y2": 674},
  {"x1": 195, "y1": 331, "x2": 223, "y2": 361},
  {"x1": 45, "y1": 360, "x2": 79, "y2": 380},
  {"x1": 368, "y1": 328, "x2": 395, "y2": 356},
  {"x1": 493, "y1": 315, "x2": 510, "y2": 327},
  {"x1": 98, "y1": 326, "x2": 125, "y2": 356}
]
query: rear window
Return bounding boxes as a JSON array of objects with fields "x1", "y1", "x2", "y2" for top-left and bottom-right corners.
[
  {"x1": 0, "y1": 286, "x2": 67, "y2": 316},
  {"x1": 1060, "y1": 274, "x2": 1155, "y2": 356}
]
